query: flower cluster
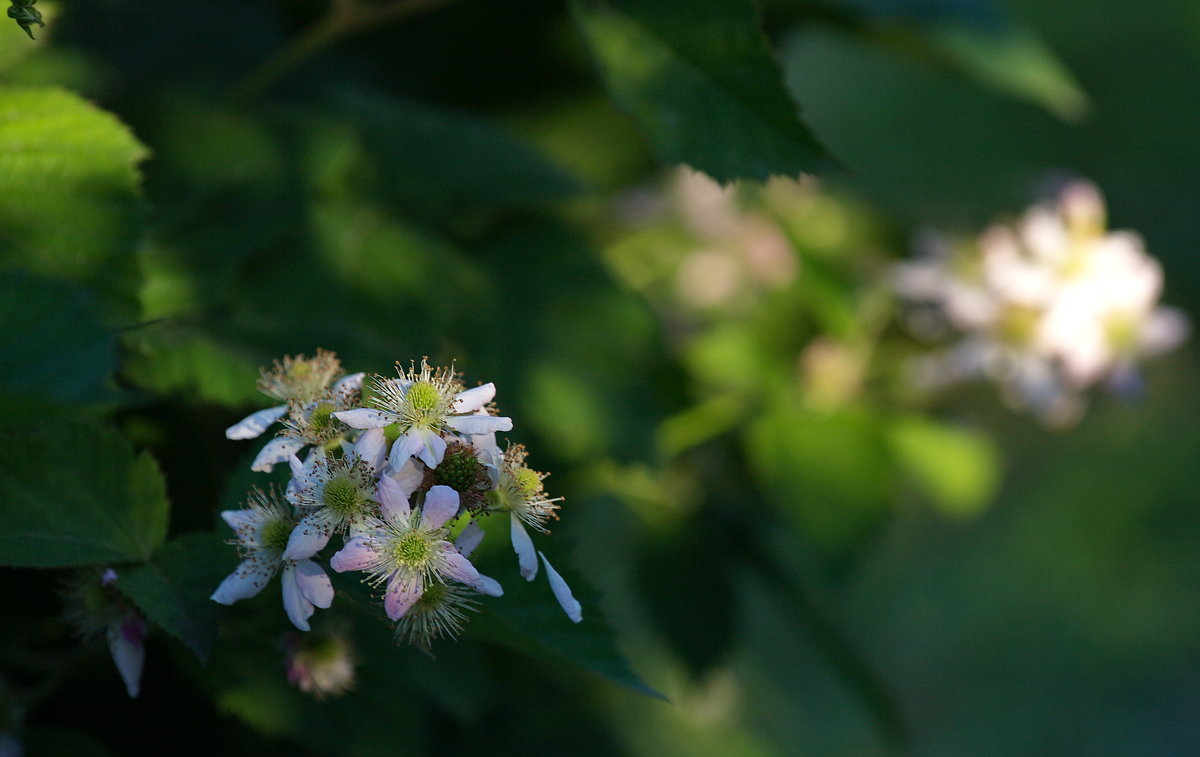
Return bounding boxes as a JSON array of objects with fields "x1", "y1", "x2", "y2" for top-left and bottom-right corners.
[
  {"x1": 893, "y1": 180, "x2": 1188, "y2": 426},
  {"x1": 213, "y1": 353, "x2": 581, "y2": 651}
]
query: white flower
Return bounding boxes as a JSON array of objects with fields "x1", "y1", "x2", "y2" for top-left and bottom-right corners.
[
  {"x1": 487, "y1": 444, "x2": 562, "y2": 580},
  {"x1": 329, "y1": 485, "x2": 494, "y2": 621},
  {"x1": 211, "y1": 488, "x2": 334, "y2": 632},
  {"x1": 334, "y1": 359, "x2": 512, "y2": 469}
]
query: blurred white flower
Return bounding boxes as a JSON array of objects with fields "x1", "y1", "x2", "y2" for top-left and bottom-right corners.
[{"x1": 894, "y1": 180, "x2": 1188, "y2": 425}]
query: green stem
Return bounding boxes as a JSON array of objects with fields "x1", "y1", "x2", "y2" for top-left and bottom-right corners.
[
  {"x1": 750, "y1": 555, "x2": 913, "y2": 755},
  {"x1": 232, "y1": 0, "x2": 459, "y2": 105}
]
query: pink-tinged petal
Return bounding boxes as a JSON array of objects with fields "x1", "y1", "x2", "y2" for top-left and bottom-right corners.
[
  {"x1": 353, "y1": 427, "x2": 388, "y2": 471},
  {"x1": 293, "y1": 559, "x2": 334, "y2": 609},
  {"x1": 281, "y1": 563, "x2": 316, "y2": 631},
  {"x1": 377, "y1": 474, "x2": 412, "y2": 521},
  {"x1": 384, "y1": 575, "x2": 423, "y2": 621},
  {"x1": 445, "y1": 414, "x2": 513, "y2": 436},
  {"x1": 333, "y1": 408, "x2": 391, "y2": 429},
  {"x1": 283, "y1": 513, "x2": 333, "y2": 560},
  {"x1": 511, "y1": 514, "x2": 538, "y2": 581},
  {"x1": 390, "y1": 431, "x2": 424, "y2": 464},
  {"x1": 226, "y1": 405, "x2": 288, "y2": 440},
  {"x1": 472, "y1": 574, "x2": 503, "y2": 597},
  {"x1": 452, "y1": 382, "x2": 496, "y2": 413},
  {"x1": 421, "y1": 485, "x2": 460, "y2": 530},
  {"x1": 455, "y1": 521, "x2": 485, "y2": 559},
  {"x1": 101, "y1": 568, "x2": 119, "y2": 587},
  {"x1": 211, "y1": 560, "x2": 272, "y2": 604},
  {"x1": 251, "y1": 437, "x2": 305, "y2": 472},
  {"x1": 414, "y1": 428, "x2": 448, "y2": 469},
  {"x1": 437, "y1": 543, "x2": 481, "y2": 585},
  {"x1": 106, "y1": 615, "x2": 145, "y2": 698},
  {"x1": 384, "y1": 457, "x2": 425, "y2": 499},
  {"x1": 330, "y1": 537, "x2": 379, "y2": 573},
  {"x1": 333, "y1": 372, "x2": 365, "y2": 394},
  {"x1": 220, "y1": 509, "x2": 258, "y2": 532},
  {"x1": 539, "y1": 552, "x2": 582, "y2": 623}
]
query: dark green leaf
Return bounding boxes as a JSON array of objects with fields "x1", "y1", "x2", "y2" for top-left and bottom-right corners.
[
  {"x1": 324, "y1": 89, "x2": 581, "y2": 218},
  {"x1": 0, "y1": 272, "x2": 117, "y2": 403},
  {"x1": 117, "y1": 532, "x2": 233, "y2": 660},
  {"x1": 572, "y1": 0, "x2": 835, "y2": 182},
  {"x1": 470, "y1": 554, "x2": 664, "y2": 699},
  {"x1": 0, "y1": 86, "x2": 148, "y2": 309},
  {"x1": 0, "y1": 415, "x2": 169, "y2": 566}
]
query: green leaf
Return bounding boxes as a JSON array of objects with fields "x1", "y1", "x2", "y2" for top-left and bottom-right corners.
[
  {"x1": 0, "y1": 272, "x2": 116, "y2": 403},
  {"x1": 572, "y1": 0, "x2": 835, "y2": 182},
  {"x1": 116, "y1": 532, "x2": 232, "y2": 660},
  {"x1": 323, "y1": 89, "x2": 581, "y2": 218},
  {"x1": 120, "y1": 322, "x2": 264, "y2": 407},
  {"x1": 469, "y1": 554, "x2": 663, "y2": 699},
  {"x1": 0, "y1": 86, "x2": 149, "y2": 308},
  {"x1": 921, "y1": 25, "x2": 1087, "y2": 120},
  {"x1": 0, "y1": 415, "x2": 169, "y2": 566},
  {"x1": 887, "y1": 415, "x2": 1000, "y2": 517}
]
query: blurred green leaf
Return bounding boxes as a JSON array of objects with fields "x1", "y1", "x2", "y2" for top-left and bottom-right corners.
[
  {"x1": 120, "y1": 322, "x2": 263, "y2": 407},
  {"x1": 888, "y1": 415, "x2": 1000, "y2": 517},
  {"x1": 746, "y1": 400, "x2": 894, "y2": 553},
  {"x1": 325, "y1": 89, "x2": 581, "y2": 218},
  {"x1": 117, "y1": 532, "x2": 231, "y2": 660},
  {"x1": 0, "y1": 272, "x2": 116, "y2": 403},
  {"x1": 572, "y1": 0, "x2": 835, "y2": 183},
  {"x1": 470, "y1": 556, "x2": 663, "y2": 700},
  {"x1": 0, "y1": 415, "x2": 169, "y2": 566},
  {"x1": 916, "y1": 25, "x2": 1087, "y2": 120},
  {"x1": 0, "y1": 86, "x2": 148, "y2": 308}
]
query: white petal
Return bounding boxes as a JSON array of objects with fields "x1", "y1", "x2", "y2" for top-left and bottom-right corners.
[
  {"x1": 333, "y1": 372, "x2": 365, "y2": 394},
  {"x1": 220, "y1": 509, "x2": 258, "y2": 532},
  {"x1": 330, "y1": 537, "x2": 378, "y2": 573},
  {"x1": 251, "y1": 437, "x2": 305, "y2": 473},
  {"x1": 282, "y1": 513, "x2": 333, "y2": 560},
  {"x1": 225, "y1": 405, "x2": 287, "y2": 440},
  {"x1": 333, "y1": 408, "x2": 391, "y2": 429},
  {"x1": 353, "y1": 427, "x2": 388, "y2": 471},
  {"x1": 210, "y1": 560, "x2": 272, "y2": 604},
  {"x1": 106, "y1": 616, "x2": 145, "y2": 698},
  {"x1": 511, "y1": 514, "x2": 537, "y2": 581},
  {"x1": 1140, "y1": 307, "x2": 1190, "y2": 356},
  {"x1": 445, "y1": 414, "x2": 513, "y2": 435},
  {"x1": 455, "y1": 520, "x2": 485, "y2": 559},
  {"x1": 377, "y1": 474, "x2": 412, "y2": 521},
  {"x1": 281, "y1": 563, "x2": 316, "y2": 631},
  {"x1": 437, "y1": 543, "x2": 481, "y2": 585},
  {"x1": 421, "y1": 485, "x2": 460, "y2": 530},
  {"x1": 293, "y1": 559, "x2": 334, "y2": 609},
  {"x1": 539, "y1": 551, "x2": 582, "y2": 623},
  {"x1": 452, "y1": 382, "x2": 496, "y2": 413},
  {"x1": 415, "y1": 428, "x2": 448, "y2": 469},
  {"x1": 384, "y1": 575, "x2": 422, "y2": 621},
  {"x1": 384, "y1": 457, "x2": 425, "y2": 499},
  {"x1": 472, "y1": 574, "x2": 504, "y2": 597}
]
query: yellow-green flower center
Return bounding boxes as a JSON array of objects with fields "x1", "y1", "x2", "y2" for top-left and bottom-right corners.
[
  {"x1": 391, "y1": 531, "x2": 431, "y2": 566},
  {"x1": 261, "y1": 517, "x2": 294, "y2": 555},
  {"x1": 323, "y1": 475, "x2": 363, "y2": 516},
  {"x1": 513, "y1": 467, "x2": 542, "y2": 499},
  {"x1": 415, "y1": 582, "x2": 448, "y2": 610},
  {"x1": 406, "y1": 381, "x2": 440, "y2": 413},
  {"x1": 310, "y1": 402, "x2": 335, "y2": 431}
]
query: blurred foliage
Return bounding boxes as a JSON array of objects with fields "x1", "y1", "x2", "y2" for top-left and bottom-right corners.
[{"x1": 0, "y1": 0, "x2": 1197, "y2": 755}]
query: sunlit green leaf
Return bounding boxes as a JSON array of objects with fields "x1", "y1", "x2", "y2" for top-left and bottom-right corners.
[
  {"x1": 120, "y1": 323, "x2": 263, "y2": 407},
  {"x1": 0, "y1": 86, "x2": 148, "y2": 308},
  {"x1": 572, "y1": 0, "x2": 835, "y2": 182},
  {"x1": 888, "y1": 415, "x2": 1000, "y2": 517},
  {"x1": 0, "y1": 415, "x2": 169, "y2": 566}
]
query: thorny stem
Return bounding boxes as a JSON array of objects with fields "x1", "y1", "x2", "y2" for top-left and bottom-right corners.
[{"x1": 232, "y1": 0, "x2": 459, "y2": 105}]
